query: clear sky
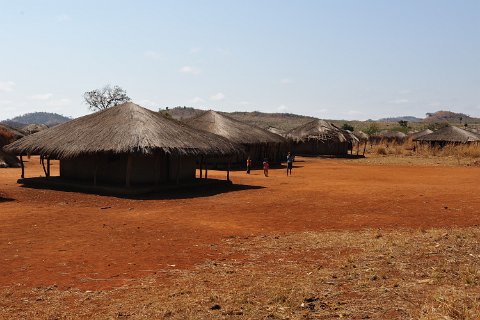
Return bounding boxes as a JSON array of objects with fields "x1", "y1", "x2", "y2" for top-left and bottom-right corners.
[{"x1": 1, "y1": 0, "x2": 479, "y2": 120}]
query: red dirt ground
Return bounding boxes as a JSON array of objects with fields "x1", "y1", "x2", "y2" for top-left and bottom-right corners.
[{"x1": 0, "y1": 157, "x2": 479, "y2": 290}]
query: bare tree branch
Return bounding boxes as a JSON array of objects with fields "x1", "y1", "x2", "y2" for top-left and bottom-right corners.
[{"x1": 84, "y1": 85, "x2": 131, "y2": 111}]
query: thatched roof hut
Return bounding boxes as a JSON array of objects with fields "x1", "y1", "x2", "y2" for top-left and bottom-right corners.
[
  {"x1": 4, "y1": 103, "x2": 240, "y2": 188},
  {"x1": 286, "y1": 119, "x2": 349, "y2": 156},
  {"x1": 414, "y1": 126, "x2": 480, "y2": 145},
  {"x1": 186, "y1": 110, "x2": 287, "y2": 165},
  {"x1": 353, "y1": 131, "x2": 369, "y2": 141},
  {"x1": 0, "y1": 124, "x2": 23, "y2": 168},
  {"x1": 409, "y1": 129, "x2": 433, "y2": 140}
]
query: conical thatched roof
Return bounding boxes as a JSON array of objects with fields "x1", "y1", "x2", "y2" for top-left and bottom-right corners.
[
  {"x1": 286, "y1": 119, "x2": 347, "y2": 143},
  {"x1": 3, "y1": 103, "x2": 240, "y2": 158},
  {"x1": 409, "y1": 129, "x2": 433, "y2": 140},
  {"x1": 186, "y1": 110, "x2": 286, "y2": 145},
  {"x1": 414, "y1": 126, "x2": 480, "y2": 143}
]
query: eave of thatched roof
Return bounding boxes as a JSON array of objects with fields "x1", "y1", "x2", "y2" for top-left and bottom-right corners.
[
  {"x1": 3, "y1": 102, "x2": 240, "y2": 158},
  {"x1": 414, "y1": 126, "x2": 480, "y2": 143},
  {"x1": 186, "y1": 110, "x2": 286, "y2": 145},
  {"x1": 286, "y1": 119, "x2": 348, "y2": 143}
]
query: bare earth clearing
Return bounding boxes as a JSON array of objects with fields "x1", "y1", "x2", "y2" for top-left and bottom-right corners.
[{"x1": 1, "y1": 156, "x2": 479, "y2": 319}]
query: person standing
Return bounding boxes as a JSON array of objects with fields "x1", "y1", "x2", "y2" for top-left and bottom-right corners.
[
  {"x1": 262, "y1": 158, "x2": 269, "y2": 177},
  {"x1": 246, "y1": 156, "x2": 252, "y2": 174},
  {"x1": 286, "y1": 152, "x2": 293, "y2": 176}
]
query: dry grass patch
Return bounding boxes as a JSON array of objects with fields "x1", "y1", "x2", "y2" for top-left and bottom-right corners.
[{"x1": 1, "y1": 228, "x2": 480, "y2": 319}]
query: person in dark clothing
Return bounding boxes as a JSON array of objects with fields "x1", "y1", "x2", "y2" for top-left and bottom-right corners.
[{"x1": 286, "y1": 152, "x2": 293, "y2": 176}]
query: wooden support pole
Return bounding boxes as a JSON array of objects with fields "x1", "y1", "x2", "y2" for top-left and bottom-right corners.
[
  {"x1": 20, "y1": 155, "x2": 24, "y2": 179},
  {"x1": 363, "y1": 141, "x2": 367, "y2": 156},
  {"x1": 227, "y1": 159, "x2": 231, "y2": 181},
  {"x1": 47, "y1": 157, "x2": 50, "y2": 178},
  {"x1": 126, "y1": 154, "x2": 133, "y2": 187},
  {"x1": 40, "y1": 155, "x2": 48, "y2": 177},
  {"x1": 199, "y1": 156, "x2": 203, "y2": 179},
  {"x1": 205, "y1": 158, "x2": 208, "y2": 179}
]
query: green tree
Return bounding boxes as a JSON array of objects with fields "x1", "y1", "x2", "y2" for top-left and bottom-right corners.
[
  {"x1": 341, "y1": 123, "x2": 354, "y2": 131},
  {"x1": 364, "y1": 123, "x2": 380, "y2": 135}
]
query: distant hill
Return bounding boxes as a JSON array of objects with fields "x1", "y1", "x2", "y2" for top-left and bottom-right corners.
[
  {"x1": 1, "y1": 112, "x2": 71, "y2": 129},
  {"x1": 378, "y1": 116, "x2": 423, "y2": 123},
  {"x1": 424, "y1": 111, "x2": 479, "y2": 124}
]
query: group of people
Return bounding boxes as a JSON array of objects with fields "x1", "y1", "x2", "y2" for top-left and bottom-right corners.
[{"x1": 246, "y1": 152, "x2": 294, "y2": 177}]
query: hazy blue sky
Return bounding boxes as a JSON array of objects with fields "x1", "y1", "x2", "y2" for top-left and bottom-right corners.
[{"x1": 1, "y1": 0, "x2": 479, "y2": 120}]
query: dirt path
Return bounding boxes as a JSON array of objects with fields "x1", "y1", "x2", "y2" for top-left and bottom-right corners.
[{"x1": 0, "y1": 157, "x2": 479, "y2": 289}]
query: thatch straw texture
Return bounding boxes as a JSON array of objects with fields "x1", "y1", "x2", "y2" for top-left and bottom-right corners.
[
  {"x1": 414, "y1": 126, "x2": 480, "y2": 143},
  {"x1": 3, "y1": 103, "x2": 240, "y2": 158},
  {"x1": 186, "y1": 110, "x2": 286, "y2": 144},
  {"x1": 286, "y1": 119, "x2": 347, "y2": 143}
]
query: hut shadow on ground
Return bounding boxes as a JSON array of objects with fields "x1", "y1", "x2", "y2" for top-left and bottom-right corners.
[
  {"x1": 0, "y1": 195, "x2": 15, "y2": 203},
  {"x1": 18, "y1": 177, "x2": 264, "y2": 200}
]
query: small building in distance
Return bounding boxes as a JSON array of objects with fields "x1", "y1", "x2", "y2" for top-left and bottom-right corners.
[
  {"x1": 413, "y1": 126, "x2": 480, "y2": 147},
  {"x1": 286, "y1": 119, "x2": 349, "y2": 156},
  {"x1": 3, "y1": 103, "x2": 239, "y2": 189},
  {"x1": 186, "y1": 110, "x2": 287, "y2": 166},
  {"x1": 408, "y1": 129, "x2": 433, "y2": 141}
]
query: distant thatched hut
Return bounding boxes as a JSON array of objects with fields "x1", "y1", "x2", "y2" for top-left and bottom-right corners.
[
  {"x1": 379, "y1": 131, "x2": 407, "y2": 143},
  {"x1": 409, "y1": 129, "x2": 433, "y2": 140},
  {"x1": 286, "y1": 120, "x2": 349, "y2": 156},
  {"x1": 186, "y1": 110, "x2": 287, "y2": 165},
  {"x1": 23, "y1": 123, "x2": 49, "y2": 134},
  {"x1": 3, "y1": 103, "x2": 239, "y2": 189},
  {"x1": 353, "y1": 131, "x2": 369, "y2": 156},
  {"x1": 414, "y1": 126, "x2": 480, "y2": 147}
]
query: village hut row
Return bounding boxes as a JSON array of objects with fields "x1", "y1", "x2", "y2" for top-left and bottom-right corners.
[{"x1": 4, "y1": 103, "x2": 240, "y2": 189}]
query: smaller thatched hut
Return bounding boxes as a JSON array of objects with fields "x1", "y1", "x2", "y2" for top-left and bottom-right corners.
[
  {"x1": 186, "y1": 110, "x2": 287, "y2": 166},
  {"x1": 414, "y1": 126, "x2": 480, "y2": 146},
  {"x1": 409, "y1": 129, "x2": 433, "y2": 140},
  {"x1": 286, "y1": 120, "x2": 349, "y2": 156},
  {"x1": 353, "y1": 131, "x2": 369, "y2": 155},
  {"x1": 22, "y1": 123, "x2": 49, "y2": 134},
  {"x1": 379, "y1": 131, "x2": 407, "y2": 144},
  {"x1": 4, "y1": 103, "x2": 240, "y2": 191}
]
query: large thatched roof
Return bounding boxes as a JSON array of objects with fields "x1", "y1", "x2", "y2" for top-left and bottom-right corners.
[
  {"x1": 414, "y1": 126, "x2": 480, "y2": 143},
  {"x1": 186, "y1": 110, "x2": 286, "y2": 145},
  {"x1": 3, "y1": 103, "x2": 240, "y2": 158},
  {"x1": 286, "y1": 119, "x2": 348, "y2": 143},
  {"x1": 409, "y1": 129, "x2": 433, "y2": 140}
]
